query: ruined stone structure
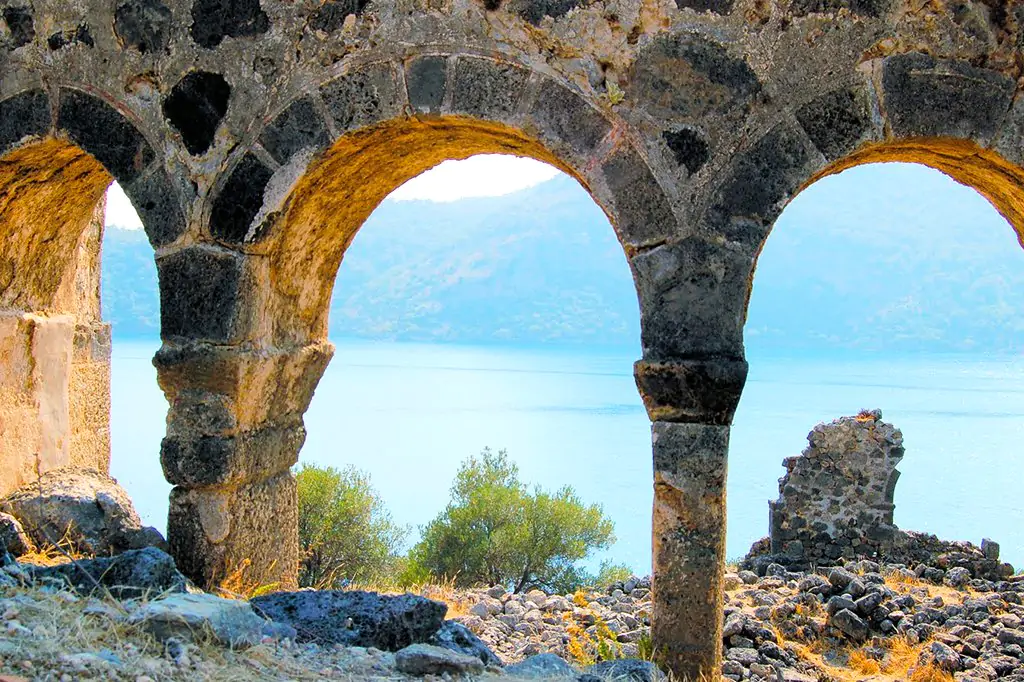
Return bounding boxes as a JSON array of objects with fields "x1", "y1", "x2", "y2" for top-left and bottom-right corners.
[
  {"x1": 770, "y1": 410, "x2": 905, "y2": 564},
  {"x1": 0, "y1": 0, "x2": 1022, "y2": 677}
]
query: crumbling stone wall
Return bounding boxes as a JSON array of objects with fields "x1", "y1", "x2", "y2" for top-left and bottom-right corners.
[
  {"x1": 0, "y1": 0, "x2": 1022, "y2": 678},
  {"x1": 770, "y1": 410, "x2": 905, "y2": 564}
]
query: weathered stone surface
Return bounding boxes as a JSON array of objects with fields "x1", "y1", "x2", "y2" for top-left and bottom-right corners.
[
  {"x1": 634, "y1": 358, "x2": 748, "y2": 425},
  {"x1": 449, "y1": 56, "x2": 528, "y2": 121},
  {"x1": 586, "y1": 659, "x2": 668, "y2": 681},
  {"x1": 631, "y1": 238, "x2": 750, "y2": 358},
  {"x1": 395, "y1": 643, "x2": 485, "y2": 676},
  {"x1": 48, "y1": 24, "x2": 94, "y2": 50},
  {"x1": 673, "y1": 0, "x2": 733, "y2": 13},
  {"x1": 320, "y1": 63, "x2": 402, "y2": 133},
  {"x1": 21, "y1": 546, "x2": 188, "y2": 598},
  {"x1": 769, "y1": 410, "x2": 904, "y2": 563},
  {"x1": 259, "y1": 97, "x2": 330, "y2": 164},
  {"x1": 428, "y1": 620, "x2": 502, "y2": 668},
  {"x1": 795, "y1": 86, "x2": 875, "y2": 161},
  {"x1": 128, "y1": 592, "x2": 295, "y2": 648},
  {"x1": 662, "y1": 128, "x2": 710, "y2": 175},
  {"x1": 163, "y1": 71, "x2": 231, "y2": 156},
  {"x1": 157, "y1": 247, "x2": 245, "y2": 342},
  {"x1": 124, "y1": 167, "x2": 188, "y2": 247},
  {"x1": 2, "y1": 7, "x2": 35, "y2": 48},
  {"x1": 190, "y1": 0, "x2": 269, "y2": 48},
  {"x1": 250, "y1": 590, "x2": 447, "y2": 648},
  {"x1": 0, "y1": 90, "x2": 50, "y2": 153},
  {"x1": 882, "y1": 54, "x2": 1015, "y2": 143},
  {"x1": 651, "y1": 422, "x2": 728, "y2": 678},
  {"x1": 704, "y1": 123, "x2": 814, "y2": 250},
  {"x1": 168, "y1": 471, "x2": 299, "y2": 590},
  {"x1": 602, "y1": 147, "x2": 676, "y2": 247},
  {"x1": 115, "y1": 0, "x2": 172, "y2": 53},
  {"x1": 406, "y1": 56, "x2": 447, "y2": 114},
  {"x1": 2, "y1": 467, "x2": 166, "y2": 556},
  {"x1": 310, "y1": 0, "x2": 369, "y2": 32},
  {"x1": 506, "y1": 653, "x2": 575, "y2": 677},
  {"x1": 57, "y1": 89, "x2": 154, "y2": 184},
  {"x1": 528, "y1": 79, "x2": 610, "y2": 156},
  {"x1": 160, "y1": 423, "x2": 305, "y2": 486},
  {"x1": 0, "y1": 512, "x2": 33, "y2": 557},
  {"x1": 790, "y1": 0, "x2": 890, "y2": 17},
  {"x1": 504, "y1": 0, "x2": 587, "y2": 25},
  {"x1": 209, "y1": 153, "x2": 274, "y2": 243},
  {"x1": 829, "y1": 608, "x2": 869, "y2": 641}
]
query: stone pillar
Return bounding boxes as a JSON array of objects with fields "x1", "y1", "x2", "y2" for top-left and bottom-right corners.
[
  {"x1": 156, "y1": 340, "x2": 333, "y2": 589},
  {"x1": 635, "y1": 357, "x2": 747, "y2": 680}
]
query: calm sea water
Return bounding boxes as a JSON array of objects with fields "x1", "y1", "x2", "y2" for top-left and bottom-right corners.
[{"x1": 110, "y1": 339, "x2": 1024, "y2": 572}]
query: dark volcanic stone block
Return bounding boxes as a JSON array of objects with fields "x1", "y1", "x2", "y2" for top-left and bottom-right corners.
[
  {"x1": 530, "y1": 79, "x2": 610, "y2": 155},
  {"x1": 882, "y1": 53, "x2": 1015, "y2": 142},
  {"x1": 790, "y1": 0, "x2": 890, "y2": 18},
  {"x1": 124, "y1": 168, "x2": 187, "y2": 247},
  {"x1": 635, "y1": 358, "x2": 748, "y2": 424},
  {"x1": 163, "y1": 71, "x2": 231, "y2": 156},
  {"x1": 161, "y1": 425, "x2": 305, "y2": 486},
  {"x1": 310, "y1": 0, "x2": 370, "y2": 32},
  {"x1": 209, "y1": 153, "x2": 273, "y2": 243},
  {"x1": 22, "y1": 547, "x2": 188, "y2": 599},
  {"x1": 47, "y1": 24, "x2": 94, "y2": 50},
  {"x1": 58, "y1": 89, "x2": 155, "y2": 184},
  {"x1": 705, "y1": 123, "x2": 811, "y2": 249},
  {"x1": 190, "y1": 0, "x2": 269, "y2": 49},
  {"x1": 450, "y1": 56, "x2": 528, "y2": 120},
  {"x1": 250, "y1": 591, "x2": 447, "y2": 649},
  {"x1": 795, "y1": 87, "x2": 873, "y2": 161},
  {"x1": 505, "y1": 0, "x2": 586, "y2": 25},
  {"x1": 662, "y1": 128, "x2": 710, "y2": 174},
  {"x1": 3, "y1": 7, "x2": 35, "y2": 48},
  {"x1": 115, "y1": 0, "x2": 173, "y2": 54},
  {"x1": 405, "y1": 56, "x2": 447, "y2": 113},
  {"x1": 632, "y1": 238, "x2": 750, "y2": 358},
  {"x1": 602, "y1": 147, "x2": 675, "y2": 246},
  {"x1": 259, "y1": 97, "x2": 330, "y2": 164},
  {"x1": 0, "y1": 90, "x2": 50, "y2": 152},
  {"x1": 674, "y1": 0, "x2": 733, "y2": 13},
  {"x1": 157, "y1": 246, "x2": 244, "y2": 342},
  {"x1": 320, "y1": 63, "x2": 402, "y2": 132}
]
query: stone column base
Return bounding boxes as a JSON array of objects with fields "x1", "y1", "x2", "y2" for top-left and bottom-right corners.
[{"x1": 168, "y1": 470, "x2": 299, "y2": 591}]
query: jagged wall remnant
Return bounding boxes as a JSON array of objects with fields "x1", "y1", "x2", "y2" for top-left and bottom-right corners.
[
  {"x1": 0, "y1": 1, "x2": 1022, "y2": 678},
  {"x1": 770, "y1": 410, "x2": 905, "y2": 563}
]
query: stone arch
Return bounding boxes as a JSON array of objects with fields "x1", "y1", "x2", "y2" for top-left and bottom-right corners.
[
  {"x1": 154, "y1": 51, "x2": 737, "y2": 678},
  {"x1": 0, "y1": 86, "x2": 185, "y2": 497}
]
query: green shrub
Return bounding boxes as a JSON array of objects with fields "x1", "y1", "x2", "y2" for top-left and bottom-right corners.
[
  {"x1": 586, "y1": 560, "x2": 634, "y2": 591},
  {"x1": 296, "y1": 463, "x2": 408, "y2": 588},
  {"x1": 409, "y1": 448, "x2": 615, "y2": 593}
]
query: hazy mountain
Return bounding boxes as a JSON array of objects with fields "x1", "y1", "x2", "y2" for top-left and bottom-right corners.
[{"x1": 101, "y1": 164, "x2": 1024, "y2": 354}]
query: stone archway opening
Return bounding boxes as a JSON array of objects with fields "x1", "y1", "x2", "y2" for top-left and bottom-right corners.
[
  {"x1": 739, "y1": 155, "x2": 1024, "y2": 570},
  {"x1": 295, "y1": 150, "x2": 649, "y2": 593},
  {"x1": 0, "y1": 138, "x2": 114, "y2": 491},
  {"x1": 0, "y1": 135, "x2": 169, "y2": 528}
]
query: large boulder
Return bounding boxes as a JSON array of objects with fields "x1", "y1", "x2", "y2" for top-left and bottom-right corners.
[
  {"x1": 429, "y1": 620, "x2": 502, "y2": 667},
  {"x1": 0, "y1": 513, "x2": 33, "y2": 557},
  {"x1": 249, "y1": 590, "x2": 447, "y2": 649},
  {"x1": 395, "y1": 643, "x2": 485, "y2": 676},
  {"x1": 127, "y1": 592, "x2": 295, "y2": 648},
  {"x1": 2, "y1": 467, "x2": 165, "y2": 556},
  {"x1": 17, "y1": 547, "x2": 189, "y2": 599}
]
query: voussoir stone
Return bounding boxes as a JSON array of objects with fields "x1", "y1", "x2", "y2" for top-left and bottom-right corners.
[
  {"x1": 249, "y1": 590, "x2": 446, "y2": 649},
  {"x1": 2, "y1": 467, "x2": 166, "y2": 556}
]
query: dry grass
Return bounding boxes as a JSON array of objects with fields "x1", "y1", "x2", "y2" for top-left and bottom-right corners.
[
  {"x1": 880, "y1": 634, "x2": 926, "y2": 677},
  {"x1": 212, "y1": 559, "x2": 280, "y2": 601},
  {"x1": 907, "y1": 663, "x2": 955, "y2": 682},
  {"x1": 848, "y1": 648, "x2": 881, "y2": 675}
]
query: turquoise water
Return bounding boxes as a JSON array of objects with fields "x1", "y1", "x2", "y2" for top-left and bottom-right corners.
[{"x1": 110, "y1": 339, "x2": 1024, "y2": 572}]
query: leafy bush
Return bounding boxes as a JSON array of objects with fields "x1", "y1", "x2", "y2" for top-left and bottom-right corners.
[
  {"x1": 296, "y1": 463, "x2": 407, "y2": 588},
  {"x1": 586, "y1": 560, "x2": 634, "y2": 591},
  {"x1": 409, "y1": 448, "x2": 614, "y2": 593}
]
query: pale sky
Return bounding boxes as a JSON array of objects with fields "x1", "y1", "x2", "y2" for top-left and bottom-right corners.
[{"x1": 104, "y1": 154, "x2": 562, "y2": 229}]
